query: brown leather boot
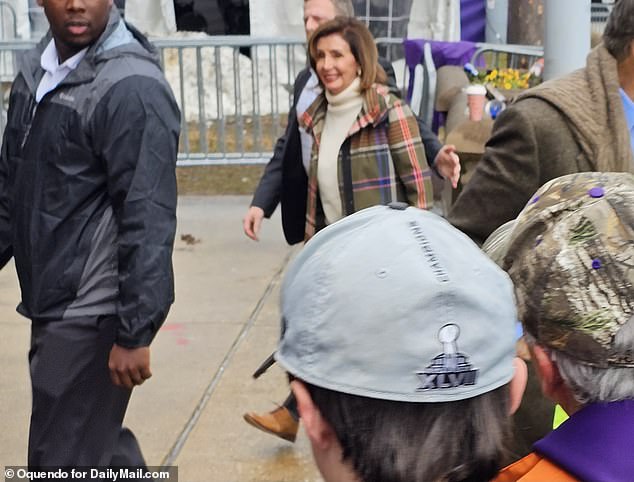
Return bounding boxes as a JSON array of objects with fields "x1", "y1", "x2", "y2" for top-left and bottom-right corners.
[{"x1": 243, "y1": 406, "x2": 299, "y2": 442}]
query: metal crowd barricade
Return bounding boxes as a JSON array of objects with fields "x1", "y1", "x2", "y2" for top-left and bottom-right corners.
[
  {"x1": 591, "y1": 3, "x2": 612, "y2": 36},
  {"x1": 0, "y1": 35, "x2": 415, "y2": 167},
  {"x1": 0, "y1": 1, "x2": 17, "y2": 39},
  {"x1": 376, "y1": 37, "x2": 409, "y2": 97},
  {"x1": 471, "y1": 42, "x2": 544, "y2": 71},
  {"x1": 0, "y1": 40, "x2": 33, "y2": 136},
  {"x1": 405, "y1": 42, "x2": 544, "y2": 128},
  {"x1": 152, "y1": 36, "x2": 306, "y2": 166},
  {"x1": 159, "y1": 36, "x2": 407, "y2": 166},
  {"x1": 0, "y1": 36, "x2": 307, "y2": 166},
  {"x1": 0, "y1": 1, "x2": 18, "y2": 83}
]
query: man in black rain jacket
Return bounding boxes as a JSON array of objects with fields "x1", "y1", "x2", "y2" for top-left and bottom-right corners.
[{"x1": 0, "y1": 0, "x2": 180, "y2": 468}]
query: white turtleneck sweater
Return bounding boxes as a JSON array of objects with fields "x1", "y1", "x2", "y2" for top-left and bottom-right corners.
[{"x1": 318, "y1": 77, "x2": 364, "y2": 224}]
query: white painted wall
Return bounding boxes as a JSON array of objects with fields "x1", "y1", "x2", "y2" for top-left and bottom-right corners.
[
  {"x1": 2, "y1": 0, "x2": 30, "y2": 39},
  {"x1": 407, "y1": 0, "x2": 461, "y2": 41},
  {"x1": 249, "y1": 0, "x2": 461, "y2": 43},
  {"x1": 125, "y1": 0, "x2": 177, "y2": 36}
]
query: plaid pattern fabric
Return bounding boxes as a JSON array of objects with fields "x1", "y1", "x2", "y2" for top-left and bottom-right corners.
[{"x1": 300, "y1": 83, "x2": 433, "y2": 240}]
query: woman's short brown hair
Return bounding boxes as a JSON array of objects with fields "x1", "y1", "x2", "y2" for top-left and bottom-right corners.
[{"x1": 308, "y1": 16, "x2": 387, "y2": 92}]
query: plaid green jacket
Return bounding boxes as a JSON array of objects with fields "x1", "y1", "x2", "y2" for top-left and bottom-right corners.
[{"x1": 300, "y1": 83, "x2": 433, "y2": 239}]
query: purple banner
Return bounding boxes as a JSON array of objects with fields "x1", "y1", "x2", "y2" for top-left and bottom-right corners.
[{"x1": 461, "y1": 0, "x2": 486, "y2": 42}]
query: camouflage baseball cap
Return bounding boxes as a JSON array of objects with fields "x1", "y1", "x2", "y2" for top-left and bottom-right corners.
[{"x1": 501, "y1": 172, "x2": 634, "y2": 368}]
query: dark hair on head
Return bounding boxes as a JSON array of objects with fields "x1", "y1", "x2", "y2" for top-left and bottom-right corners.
[
  {"x1": 305, "y1": 382, "x2": 513, "y2": 482},
  {"x1": 308, "y1": 16, "x2": 387, "y2": 92},
  {"x1": 603, "y1": 0, "x2": 634, "y2": 61}
]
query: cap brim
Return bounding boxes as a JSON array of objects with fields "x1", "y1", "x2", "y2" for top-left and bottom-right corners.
[{"x1": 482, "y1": 219, "x2": 517, "y2": 267}]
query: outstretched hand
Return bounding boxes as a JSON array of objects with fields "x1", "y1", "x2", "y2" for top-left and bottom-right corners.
[
  {"x1": 109, "y1": 344, "x2": 152, "y2": 389},
  {"x1": 243, "y1": 206, "x2": 265, "y2": 241},
  {"x1": 434, "y1": 144, "x2": 461, "y2": 189}
]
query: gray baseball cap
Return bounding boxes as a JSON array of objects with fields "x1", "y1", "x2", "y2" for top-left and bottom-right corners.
[{"x1": 275, "y1": 204, "x2": 518, "y2": 403}]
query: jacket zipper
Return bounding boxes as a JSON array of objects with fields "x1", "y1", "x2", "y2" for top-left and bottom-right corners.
[{"x1": 20, "y1": 96, "x2": 38, "y2": 150}]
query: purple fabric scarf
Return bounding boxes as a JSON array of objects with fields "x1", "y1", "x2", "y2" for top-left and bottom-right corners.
[{"x1": 534, "y1": 400, "x2": 634, "y2": 482}]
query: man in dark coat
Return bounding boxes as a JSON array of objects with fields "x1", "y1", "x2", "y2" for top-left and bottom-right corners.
[{"x1": 0, "y1": 0, "x2": 179, "y2": 468}]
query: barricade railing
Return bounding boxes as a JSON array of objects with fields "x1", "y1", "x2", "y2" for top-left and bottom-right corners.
[
  {"x1": 0, "y1": 36, "x2": 412, "y2": 166},
  {"x1": 0, "y1": 1, "x2": 17, "y2": 39},
  {"x1": 405, "y1": 42, "x2": 544, "y2": 127},
  {"x1": 376, "y1": 37, "x2": 410, "y2": 98},
  {"x1": 0, "y1": 40, "x2": 31, "y2": 135},
  {"x1": 0, "y1": 1, "x2": 18, "y2": 83},
  {"x1": 591, "y1": 4, "x2": 612, "y2": 36},
  {"x1": 0, "y1": 36, "x2": 545, "y2": 166},
  {"x1": 471, "y1": 42, "x2": 544, "y2": 70},
  {"x1": 0, "y1": 36, "x2": 308, "y2": 165},
  {"x1": 152, "y1": 36, "x2": 306, "y2": 166}
]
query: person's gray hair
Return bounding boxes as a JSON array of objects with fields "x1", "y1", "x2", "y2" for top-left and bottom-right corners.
[
  {"x1": 552, "y1": 351, "x2": 634, "y2": 404},
  {"x1": 304, "y1": 0, "x2": 354, "y2": 17},
  {"x1": 524, "y1": 316, "x2": 634, "y2": 404},
  {"x1": 603, "y1": 0, "x2": 634, "y2": 61}
]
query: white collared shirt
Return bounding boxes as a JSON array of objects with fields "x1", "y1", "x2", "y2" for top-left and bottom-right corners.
[
  {"x1": 296, "y1": 69, "x2": 322, "y2": 173},
  {"x1": 36, "y1": 40, "x2": 88, "y2": 103}
]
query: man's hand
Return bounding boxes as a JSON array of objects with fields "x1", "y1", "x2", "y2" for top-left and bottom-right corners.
[
  {"x1": 108, "y1": 344, "x2": 152, "y2": 389},
  {"x1": 243, "y1": 206, "x2": 265, "y2": 241},
  {"x1": 433, "y1": 144, "x2": 461, "y2": 189}
]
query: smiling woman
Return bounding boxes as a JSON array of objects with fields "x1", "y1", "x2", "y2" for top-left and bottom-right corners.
[
  {"x1": 309, "y1": 15, "x2": 386, "y2": 97},
  {"x1": 313, "y1": 34, "x2": 359, "y2": 95},
  {"x1": 299, "y1": 16, "x2": 432, "y2": 237}
]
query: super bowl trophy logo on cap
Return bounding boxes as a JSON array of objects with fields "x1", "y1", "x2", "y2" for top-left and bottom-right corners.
[{"x1": 416, "y1": 324, "x2": 478, "y2": 391}]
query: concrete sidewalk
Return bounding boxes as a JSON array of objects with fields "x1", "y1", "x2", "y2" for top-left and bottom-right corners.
[{"x1": 0, "y1": 196, "x2": 322, "y2": 481}]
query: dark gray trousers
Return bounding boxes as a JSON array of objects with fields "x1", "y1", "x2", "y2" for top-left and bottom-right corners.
[{"x1": 28, "y1": 314, "x2": 146, "y2": 470}]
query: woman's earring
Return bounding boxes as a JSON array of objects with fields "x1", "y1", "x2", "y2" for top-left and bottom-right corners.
[{"x1": 357, "y1": 68, "x2": 362, "y2": 76}]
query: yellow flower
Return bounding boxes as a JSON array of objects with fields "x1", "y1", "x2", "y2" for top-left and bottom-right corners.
[{"x1": 485, "y1": 68, "x2": 537, "y2": 89}]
